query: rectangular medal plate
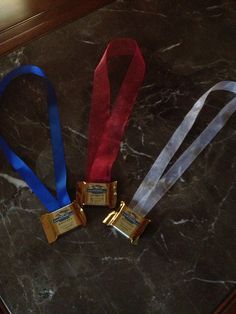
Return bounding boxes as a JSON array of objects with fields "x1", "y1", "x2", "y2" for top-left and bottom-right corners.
[
  {"x1": 40, "y1": 201, "x2": 86, "y2": 244},
  {"x1": 77, "y1": 181, "x2": 117, "y2": 208},
  {"x1": 103, "y1": 201, "x2": 150, "y2": 244}
]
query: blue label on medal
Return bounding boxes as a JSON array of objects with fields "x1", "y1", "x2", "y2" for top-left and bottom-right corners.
[
  {"x1": 52, "y1": 209, "x2": 74, "y2": 224},
  {"x1": 122, "y1": 211, "x2": 140, "y2": 226},
  {"x1": 87, "y1": 185, "x2": 107, "y2": 195}
]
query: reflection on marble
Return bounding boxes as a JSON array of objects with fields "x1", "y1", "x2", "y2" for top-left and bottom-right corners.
[{"x1": 0, "y1": 0, "x2": 236, "y2": 313}]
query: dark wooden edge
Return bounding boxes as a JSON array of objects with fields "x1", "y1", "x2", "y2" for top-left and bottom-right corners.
[
  {"x1": 0, "y1": 0, "x2": 114, "y2": 56},
  {"x1": 0, "y1": 296, "x2": 11, "y2": 314},
  {"x1": 213, "y1": 288, "x2": 236, "y2": 314}
]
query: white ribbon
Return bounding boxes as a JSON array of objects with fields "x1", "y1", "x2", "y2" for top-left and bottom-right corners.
[{"x1": 129, "y1": 81, "x2": 236, "y2": 216}]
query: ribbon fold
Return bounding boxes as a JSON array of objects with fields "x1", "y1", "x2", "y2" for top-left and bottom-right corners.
[
  {"x1": 86, "y1": 38, "x2": 146, "y2": 182},
  {"x1": 130, "y1": 81, "x2": 236, "y2": 215},
  {"x1": 0, "y1": 65, "x2": 70, "y2": 212}
]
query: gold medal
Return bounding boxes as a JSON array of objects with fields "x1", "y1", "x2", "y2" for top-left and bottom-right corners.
[
  {"x1": 40, "y1": 201, "x2": 86, "y2": 243},
  {"x1": 77, "y1": 181, "x2": 117, "y2": 208},
  {"x1": 103, "y1": 201, "x2": 150, "y2": 244}
]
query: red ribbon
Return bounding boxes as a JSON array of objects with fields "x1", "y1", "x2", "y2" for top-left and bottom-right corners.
[{"x1": 86, "y1": 38, "x2": 146, "y2": 182}]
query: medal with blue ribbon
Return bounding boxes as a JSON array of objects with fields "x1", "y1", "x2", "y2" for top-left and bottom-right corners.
[{"x1": 0, "y1": 65, "x2": 86, "y2": 243}]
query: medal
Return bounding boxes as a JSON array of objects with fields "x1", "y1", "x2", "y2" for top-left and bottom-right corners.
[
  {"x1": 0, "y1": 65, "x2": 86, "y2": 244},
  {"x1": 104, "y1": 81, "x2": 236, "y2": 243},
  {"x1": 77, "y1": 38, "x2": 146, "y2": 209}
]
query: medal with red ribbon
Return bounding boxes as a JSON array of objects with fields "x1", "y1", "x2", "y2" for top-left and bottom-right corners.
[{"x1": 77, "y1": 38, "x2": 146, "y2": 209}]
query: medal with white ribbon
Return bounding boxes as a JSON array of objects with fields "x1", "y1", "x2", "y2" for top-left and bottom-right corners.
[
  {"x1": 103, "y1": 81, "x2": 236, "y2": 243},
  {"x1": 0, "y1": 65, "x2": 86, "y2": 244}
]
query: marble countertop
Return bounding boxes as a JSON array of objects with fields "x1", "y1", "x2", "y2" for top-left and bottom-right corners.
[{"x1": 0, "y1": 1, "x2": 236, "y2": 313}]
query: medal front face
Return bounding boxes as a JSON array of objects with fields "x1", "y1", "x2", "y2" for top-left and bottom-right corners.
[
  {"x1": 113, "y1": 208, "x2": 144, "y2": 239},
  {"x1": 51, "y1": 205, "x2": 80, "y2": 234},
  {"x1": 40, "y1": 202, "x2": 86, "y2": 243},
  {"x1": 103, "y1": 201, "x2": 150, "y2": 244},
  {"x1": 86, "y1": 183, "x2": 109, "y2": 205},
  {"x1": 77, "y1": 181, "x2": 117, "y2": 208}
]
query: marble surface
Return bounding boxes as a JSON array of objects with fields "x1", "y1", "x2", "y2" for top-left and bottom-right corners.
[{"x1": 0, "y1": 1, "x2": 236, "y2": 313}]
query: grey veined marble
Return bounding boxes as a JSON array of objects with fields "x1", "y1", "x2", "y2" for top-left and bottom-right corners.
[{"x1": 0, "y1": 1, "x2": 236, "y2": 313}]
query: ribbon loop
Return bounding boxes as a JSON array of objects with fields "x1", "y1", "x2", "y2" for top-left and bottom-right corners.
[
  {"x1": 0, "y1": 65, "x2": 70, "y2": 212},
  {"x1": 130, "y1": 81, "x2": 236, "y2": 215},
  {"x1": 86, "y1": 38, "x2": 146, "y2": 182}
]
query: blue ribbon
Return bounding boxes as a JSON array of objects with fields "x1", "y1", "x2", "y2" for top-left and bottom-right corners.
[{"x1": 0, "y1": 65, "x2": 71, "y2": 212}]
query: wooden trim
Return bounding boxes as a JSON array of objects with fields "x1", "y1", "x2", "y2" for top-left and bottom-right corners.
[
  {"x1": 0, "y1": 0, "x2": 114, "y2": 56},
  {"x1": 0, "y1": 296, "x2": 11, "y2": 314},
  {"x1": 214, "y1": 289, "x2": 236, "y2": 314}
]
